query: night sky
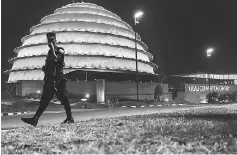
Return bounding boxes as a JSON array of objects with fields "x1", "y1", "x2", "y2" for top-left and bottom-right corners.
[{"x1": 2, "y1": 0, "x2": 237, "y2": 84}]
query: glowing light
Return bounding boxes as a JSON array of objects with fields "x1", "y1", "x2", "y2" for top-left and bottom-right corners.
[
  {"x1": 134, "y1": 11, "x2": 144, "y2": 18},
  {"x1": 85, "y1": 94, "x2": 90, "y2": 98},
  {"x1": 206, "y1": 48, "x2": 214, "y2": 57},
  {"x1": 164, "y1": 98, "x2": 169, "y2": 102},
  {"x1": 200, "y1": 99, "x2": 208, "y2": 103},
  {"x1": 81, "y1": 98, "x2": 87, "y2": 101},
  {"x1": 37, "y1": 90, "x2": 41, "y2": 94}
]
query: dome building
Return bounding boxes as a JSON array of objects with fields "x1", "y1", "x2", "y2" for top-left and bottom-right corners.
[{"x1": 5, "y1": 2, "x2": 163, "y2": 102}]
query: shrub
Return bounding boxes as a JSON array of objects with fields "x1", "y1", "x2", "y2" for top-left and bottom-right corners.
[
  {"x1": 218, "y1": 92, "x2": 237, "y2": 103},
  {"x1": 227, "y1": 92, "x2": 237, "y2": 102},
  {"x1": 24, "y1": 93, "x2": 41, "y2": 99},
  {"x1": 206, "y1": 92, "x2": 219, "y2": 103},
  {"x1": 218, "y1": 93, "x2": 227, "y2": 102},
  {"x1": 231, "y1": 91, "x2": 237, "y2": 101}
]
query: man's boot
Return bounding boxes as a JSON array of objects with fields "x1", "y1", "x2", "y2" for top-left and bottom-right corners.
[
  {"x1": 61, "y1": 106, "x2": 74, "y2": 124},
  {"x1": 21, "y1": 100, "x2": 47, "y2": 127},
  {"x1": 61, "y1": 117, "x2": 74, "y2": 124},
  {"x1": 21, "y1": 116, "x2": 39, "y2": 127},
  {"x1": 61, "y1": 100, "x2": 74, "y2": 124}
]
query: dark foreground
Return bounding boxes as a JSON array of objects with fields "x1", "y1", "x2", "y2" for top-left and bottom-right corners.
[{"x1": 1, "y1": 104, "x2": 237, "y2": 154}]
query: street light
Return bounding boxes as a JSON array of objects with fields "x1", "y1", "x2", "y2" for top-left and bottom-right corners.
[
  {"x1": 206, "y1": 48, "x2": 214, "y2": 57},
  {"x1": 206, "y1": 48, "x2": 214, "y2": 93},
  {"x1": 36, "y1": 90, "x2": 41, "y2": 99},
  {"x1": 134, "y1": 11, "x2": 143, "y2": 101},
  {"x1": 135, "y1": 11, "x2": 144, "y2": 24},
  {"x1": 85, "y1": 94, "x2": 90, "y2": 98}
]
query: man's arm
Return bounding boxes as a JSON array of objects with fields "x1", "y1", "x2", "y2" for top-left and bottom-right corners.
[
  {"x1": 52, "y1": 48, "x2": 65, "y2": 68},
  {"x1": 51, "y1": 43, "x2": 58, "y2": 61},
  {"x1": 56, "y1": 48, "x2": 65, "y2": 62},
  {"x1": 51, "y1": 43, "x2": 65, "y2": 63},
  {"x1": 58, "y1": 48, "x2": 65, "y2": 54}
]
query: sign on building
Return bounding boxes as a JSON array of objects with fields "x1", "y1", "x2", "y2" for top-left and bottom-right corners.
[{"x1": 188, "y1": 85, "x2": 230, "y2": 92}]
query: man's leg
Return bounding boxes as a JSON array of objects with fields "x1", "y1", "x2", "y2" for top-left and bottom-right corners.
[
  {"x1": 33, "y1": 82, "x2": 54, "y2": 118},
  {"x1": 21, "y1": 81, "x2": 54, "y2": 126},
  {"x1": 55, "y1": 80, "x2": 74, "y2": 123}
]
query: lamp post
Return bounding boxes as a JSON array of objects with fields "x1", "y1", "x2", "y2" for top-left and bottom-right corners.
[
  {"x1": 37, "y1": 90, "x2": 41, "y2": 99},
  {"x1": 206, "y1": 48, "x2": 214, "y2": 93},
  {"x1": 86, "y1": 71, "x2": 88, "y2": 82},
  {"x1": 134, "y1": 11, "x2": 143, "y2": 101}
]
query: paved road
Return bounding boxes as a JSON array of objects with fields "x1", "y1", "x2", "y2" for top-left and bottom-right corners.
[{"x1": 1, "y1": 105, "x2": 209, "y2": 130}]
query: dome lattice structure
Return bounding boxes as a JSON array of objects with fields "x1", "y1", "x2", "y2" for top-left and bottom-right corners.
[{"x1": 6, "y1": 2, "x2": 158, "y2": 83}]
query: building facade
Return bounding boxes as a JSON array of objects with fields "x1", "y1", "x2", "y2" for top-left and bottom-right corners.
[
  {"x1": 5, "y1": 2, "x2": 161, "y2": 103},
  {"x1": 165, "y1": 73, "x2": 237, "y2": 103}
]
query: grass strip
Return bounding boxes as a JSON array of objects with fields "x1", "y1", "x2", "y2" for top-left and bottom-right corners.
[{"x1": 1, "y1": 104, "x2": 237, "y2": 154}]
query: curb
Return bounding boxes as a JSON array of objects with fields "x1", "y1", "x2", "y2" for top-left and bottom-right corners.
[
  {"x1": 1, "y1": 104, "x2": 188, "y2": 116},
  {"x1": 120, "y1": 104, "x2": 187, "y2": 108},
  {"x1": 1, "y1": 111, "x2": 30, "y2": 117}
]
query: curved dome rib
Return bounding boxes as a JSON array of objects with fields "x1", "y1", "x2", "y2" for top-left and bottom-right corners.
[
  {"x1": 41, "y1": 13, "x2": 133, "y2": 31},
  {"x1": 29, "y1": 21, "x2": 141, "y2": 41},
  {"x1": 7, "y1": 67, "x2": 158, "y2": 83},
  {"x1": 20, "y1": 31, "x2": 149, "y2": 57},
  {"x1": 65, "y1": 2, "x2": 106, "y2": 11},
  {"x1": 55, "y1": 3, "x2": 122, "y2": 21},
  {"x1": 10, "y1": 56, "x2": 156, "y2": 74},
  {"x1": 14, "y1": 43, "x2": 151, "y2": 63},
  {"x1": 21, "y1": 31, "x2": 147, "y2": 52},
  {"x1": 10, "y1": 48, "x2": 150, "y2": 64}
]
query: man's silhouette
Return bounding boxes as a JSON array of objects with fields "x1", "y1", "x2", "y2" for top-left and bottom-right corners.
[{"x1": 21, "y1": 32, "x2": 74, "y2": 126}]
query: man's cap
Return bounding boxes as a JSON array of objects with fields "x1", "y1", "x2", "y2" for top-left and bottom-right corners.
[{"x1": 46, "y1": 32, "x2": 56, "y2": 40}]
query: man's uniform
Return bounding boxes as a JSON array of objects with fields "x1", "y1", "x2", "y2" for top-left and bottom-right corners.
[
  {"x1": 38, "y1": 46, "x2": 72, "y2": 120},
  {"x1": 21, "y1": 33, "x2": 74, "y2": 126}
]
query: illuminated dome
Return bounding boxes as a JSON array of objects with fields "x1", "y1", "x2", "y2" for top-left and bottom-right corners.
[{"x1": 6, "y1": 2, "x2": 158, "y2": 83}]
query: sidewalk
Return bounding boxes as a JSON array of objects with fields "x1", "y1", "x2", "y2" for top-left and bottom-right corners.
[
  {"x1": 1, "y1": 105, "x2": 197, "y2": 130},
  {"x1": 2, "y1": 104, "x2": 236, "y2": 130},
  {"x1": 1, "y1": 100, "x2": 108, "y2": 114},
  {"x1": 31, "y1": 108, "x2": 108, "y2": 114}
]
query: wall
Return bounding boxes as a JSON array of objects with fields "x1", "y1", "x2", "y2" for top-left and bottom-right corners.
[
  {"x1": 19, "y1": 80, "x2": 170, "y2": 102},
  {"x1": 21, "y1": 80, "x2": 44, "y2": 96},
  {"x1": 16, "y1": 83, "x2": 22, "y2": 96},
  {"x1": 20, "y1": 80, "x2": 96, "y2": 96},
  {"x1": 105, "y1": 82, "x2": 169, "y2": 100},
  {"x1": 66, "y1": 81, "x2": 96, "y2": 96}
]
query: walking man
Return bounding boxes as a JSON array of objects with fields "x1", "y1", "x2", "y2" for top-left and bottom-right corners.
[{"x1": 21, "y1": 32, "x2": 74, "y2": 126}]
